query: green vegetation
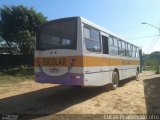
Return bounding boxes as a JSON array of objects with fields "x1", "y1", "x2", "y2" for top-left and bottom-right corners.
[
  {"x1": 0, "y1": 65, "x2": 34, "y2": 84},
  {"x1": 0, "y1": 5, "x2": 47, "y2": 55},
  {"x1": 142, "y1": 66, "x2": 156, "y2": 71},
  {"x1": 0, "y1": 5, "x2": 46, "y2": 84},
  {"x1": 143, "y1": 51, "x2": 160, "y2": 72}
]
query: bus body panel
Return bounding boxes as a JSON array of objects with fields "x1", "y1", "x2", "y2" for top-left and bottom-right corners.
[{"x1": 82, "y1": 56, "x2": 140, "y2": 86}]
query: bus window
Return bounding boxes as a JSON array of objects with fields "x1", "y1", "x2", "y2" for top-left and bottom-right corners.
[
  {"x1": 136, "y1": 53, "x2": 139, "y2": 58},
  {"x1": 118, "y1": 40, "x2": 123, "y2": 56},
  {"x1": 102, "y1": 35, "x2": 109, "y2": 54},
  {"x1": 118, "y1": 40, "x2": 122, "y2": 48},
  {"x1": 91, "y1": 28, "x2": 100, "y2": 41},
  {"x1": 128, "y1": 44, "x2": 132, "y2": 57},
  {"x1": 136, "y1": 47, "x2": 139, "y2": 58},
  {"x1": 121, "y1": 41, "x2": 126, "y2": 56},
  {"x1": 85, "y1": 40, "x2": 101, "y2": 52},
  {"x1": 113, "y1": 38, "x2": 118, "y2": 47},
  {"x1": 122, "y1": 41, "x2": 125, "y2": 49},
  {"x1": 37, "y1": 18, "x2": 77, "y2": 50},
  {"x1": 84, "y1": 27, "x2": 91, "y2": 39},
  {"x1": 131, "y1": 46, "x2": 136, "y2": 57},
  {"x1": 109, "y1": 37, "x2": 113, "y2": 46},
  {"x1": 84, "y1": 26, "x2": 101, "y2": 52},
  {"x1": 126, "y1": 43, "x2": 130, "y2": 56},
  {"x1": 109, "y1": 37, "x2": 118, "y2": 55}
]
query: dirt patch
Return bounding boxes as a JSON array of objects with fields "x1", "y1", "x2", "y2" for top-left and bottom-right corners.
[{"x1": 0, "y1": 71, "x2": 160, "y2": 120}]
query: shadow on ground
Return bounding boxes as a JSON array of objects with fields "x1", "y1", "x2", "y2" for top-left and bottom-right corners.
[
  {"x1": 143, "y1": 76, "x2": 160, "y2": 114},
  {"x1": 119, "y1": 77, "x2": 135, "y2": 87},
  {"x1": 0, "y1": 85, "x2": 111, "y2": 119}
]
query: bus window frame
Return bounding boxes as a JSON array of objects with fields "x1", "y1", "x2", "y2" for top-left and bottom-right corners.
[
  {"x1": 83, "y1": 24, "x2": 102, "y2": 53},
  {"x1": 36, "y1": 17, "x2": 78, "y2": 50}
]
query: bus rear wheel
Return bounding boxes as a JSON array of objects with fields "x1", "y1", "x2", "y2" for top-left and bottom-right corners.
[
  {"x1": 134, "y1": 70, "x2": 139, "y2": 81},
  {"x1": 111, "y1": 71, "x2": 119, "y2": 90}
]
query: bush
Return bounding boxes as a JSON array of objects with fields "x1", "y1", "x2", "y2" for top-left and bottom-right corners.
[{"x1": 2, "y1": 65, "x2": 34, "y2": 76}]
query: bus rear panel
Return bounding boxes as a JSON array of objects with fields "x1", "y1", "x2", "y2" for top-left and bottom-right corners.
[{"x1": 35, "y1": 17, "x2": 85, "y2": 86}]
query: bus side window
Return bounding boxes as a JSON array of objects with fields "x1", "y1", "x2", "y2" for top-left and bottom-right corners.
[
  {"x1": 126, "y1": 43, "x2": 130, "y2": 56},
  {"x1": 109, "y1": 37, "x2": 118, "y2": 55},
  {"x1": 118, "y1": 40, "x2": 123, "y2": 56},
  {"x1": 136, "y1": 47, "x2": 139, "y2": 58},
  {"x1": 121, "y1": 41, "x2": 126, "y2": 56},
  {"x1": 128, "y1": 43, "x2": 132, "y2": 57},
  {"x1": 109, "y1": 37, "x2": 113, "y2": 46},
  {"x1": 132, "y1": 45, "x2": 136, "y2": 58},
  {"x1": 84, "y1": 27, "x2": 91, "y2": 39},
  {"x1": 118, "y1": 40, "x2": 122, "y2": 48},
  {"x1": 84, "y1": 25, "x2": 101, "y2": 52},
  {"x1": 113, "y1": 38, "x2": 118, "y2": 47},
  {"x1": 102, "y1": 35, "x2": 109, "y2": 54}
]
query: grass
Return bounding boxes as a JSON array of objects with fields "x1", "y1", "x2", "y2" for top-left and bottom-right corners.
[
  {"x1": 0, "y1": 65, "x2": 34, "y2": 84},
  {"x1": 142, "y1": 66, "x2": 156, "y2": 71},
  {"x1": 142, "y1": 66, "x2": 160, "y2": 74}
]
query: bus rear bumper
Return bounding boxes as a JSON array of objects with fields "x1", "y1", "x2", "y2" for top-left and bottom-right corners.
[{"x1": 35, "y1": 72, "x2": 84, "y2": 86}]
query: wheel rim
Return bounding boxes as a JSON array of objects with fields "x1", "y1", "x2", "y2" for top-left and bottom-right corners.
[
  {"x1": 136, "y1": 71, "x2": 138, "y2": 80},
  {"x1": 112, "y1": 73, "x2": 118, "y2": 86}
]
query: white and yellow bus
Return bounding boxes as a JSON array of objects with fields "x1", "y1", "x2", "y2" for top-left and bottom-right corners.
[{"x1": 34, "y1": 17, "x2": 142, "y2": 89}]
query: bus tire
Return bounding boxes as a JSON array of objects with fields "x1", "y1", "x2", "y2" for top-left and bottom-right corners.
[
  {"x1": 135, "y1": 70, "x2": 139, "y2": 81},
  {"x1": 111, "y1": 71, "x2": 119, "y2": 90}
]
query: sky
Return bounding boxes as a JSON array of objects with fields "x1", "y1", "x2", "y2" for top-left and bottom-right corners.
[{"x1": 0, "y1": 0, "x2": 160, "y2": 54}]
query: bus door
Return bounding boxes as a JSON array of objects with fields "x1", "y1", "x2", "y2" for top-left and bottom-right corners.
[{"x1": 101, "y1": 32, "x2": 110, "y2": 85}]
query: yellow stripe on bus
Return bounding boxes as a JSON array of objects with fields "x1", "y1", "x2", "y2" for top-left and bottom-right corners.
[{"x1": 34, "y1": 56, "x2": 140, "y2": 67}]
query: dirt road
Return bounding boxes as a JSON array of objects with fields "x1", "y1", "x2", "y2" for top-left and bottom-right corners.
[{"x1": 0, "y1": 71, "x2": 160, "y2": 119}]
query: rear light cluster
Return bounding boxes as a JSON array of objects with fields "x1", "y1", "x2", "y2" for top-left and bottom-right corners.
[{"x1": 70, "y1": 75, "x2": 81, "y2": 79}]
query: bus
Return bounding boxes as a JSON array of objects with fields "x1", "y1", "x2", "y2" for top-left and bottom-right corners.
[{"x1": 35, "y1": 16, "x2": 142, "y2": 89}]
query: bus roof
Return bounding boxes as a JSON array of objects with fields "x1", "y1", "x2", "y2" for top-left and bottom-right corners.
[
  {"x1": 80, "y1": 17, "x2": 140, "y2": 48},
  {"x1": 80, "y1": 17, "x2": 125, "y2": 40},
  {"x1": 37, "y1": 16, "x2": 140, "y2": 48},
  {"x1": 37, "y1": 17, "x2": 78, "y2": 29}
]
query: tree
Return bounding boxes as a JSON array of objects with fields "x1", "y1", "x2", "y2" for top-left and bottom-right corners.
[
  {"x1": 0, "y1": 5, "x2": 47, "y2": 55},
  {"x1": 16, "y1": 30, "x2": 35, "y2": 55},
  {"x1": 150, "y1": 51, "x2": 160, "y2": 60}
]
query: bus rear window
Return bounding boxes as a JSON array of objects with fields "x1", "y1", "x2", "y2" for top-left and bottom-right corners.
[{"x1": 36, "y1": 18, "x2": 77, "y2": 50}]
